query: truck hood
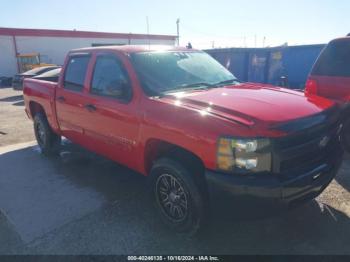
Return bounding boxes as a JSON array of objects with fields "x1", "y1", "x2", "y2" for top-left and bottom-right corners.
[{"x1": 162, "y1": 83, "x2": 335, "y2": 126}]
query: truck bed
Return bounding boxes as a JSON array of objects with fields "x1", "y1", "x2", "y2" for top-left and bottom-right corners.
[{"x1": 23, "y1": 78, "x2": 60, "y2": 133}]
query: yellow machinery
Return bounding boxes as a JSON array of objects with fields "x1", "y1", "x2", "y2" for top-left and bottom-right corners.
[{"x1": 17, "y1": 53, "x2": 56, "y2": 73}]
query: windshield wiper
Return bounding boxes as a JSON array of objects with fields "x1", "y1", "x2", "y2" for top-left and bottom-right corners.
[
  {"x1": 177, "y1": 82, "x2": 213, "y2": 89},
  {"x1": 212, "y1": 79, "x2": 240, "y2": 86},
  {"x1": 163, "y1": 80, "x2": 239, "y2": 96},
  {"x1": 164, "y1": 82, "x2": 213, "y2": 94}
]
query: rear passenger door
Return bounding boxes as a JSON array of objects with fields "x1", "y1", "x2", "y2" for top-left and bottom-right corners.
[{"x1": 56, "y1": 54, "x2": 91, "y2": 143}]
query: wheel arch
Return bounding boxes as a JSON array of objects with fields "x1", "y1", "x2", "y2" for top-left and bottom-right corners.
[
  {"x1": 144, "y1": 139, "x2": 208, "y2": 193},
  {"x1": 29, "y1": 101, "x2": 46, "y2": 119}
]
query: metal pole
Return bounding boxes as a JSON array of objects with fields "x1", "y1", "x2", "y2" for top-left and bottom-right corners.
[
  {"x1": 176, "y1": 18, "x2": 180, "y2": 46},
  {"x1": 12, "y1": 35, "x2": 20, "y2": 73}
]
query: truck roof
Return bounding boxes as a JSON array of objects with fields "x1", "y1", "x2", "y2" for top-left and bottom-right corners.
[{"x1": 70, "y1": 45, "x2": 198, "y2": 54}]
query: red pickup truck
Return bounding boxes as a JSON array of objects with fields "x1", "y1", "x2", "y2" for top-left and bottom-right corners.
[
  {"x1": 24, "y1": 46, "x2": 343, "y2": 233},
  {"x1": 305, "y1": 36, "x2": 350, "y2": 152}
]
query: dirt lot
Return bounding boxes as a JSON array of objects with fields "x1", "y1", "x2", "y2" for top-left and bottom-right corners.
[
  {"x1": 0, "y1": 88, "x2": 34, "y2": 146},
  {"x1": 0, "y1": 87, "x2": 350, "y2": 255}
]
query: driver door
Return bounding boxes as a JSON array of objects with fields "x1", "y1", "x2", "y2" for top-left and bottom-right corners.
[{"x1": 82, "y1": 52, "x2": 140, "y2": 169}]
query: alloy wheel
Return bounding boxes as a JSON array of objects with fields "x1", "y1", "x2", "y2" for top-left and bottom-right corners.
[{"x1": 155, "y1": 173, "x2": 189, "y2": 223}]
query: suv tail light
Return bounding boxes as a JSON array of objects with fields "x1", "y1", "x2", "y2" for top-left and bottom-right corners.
[{"x1": 305, "y1": 78, "x2": 318, "y2": 95}]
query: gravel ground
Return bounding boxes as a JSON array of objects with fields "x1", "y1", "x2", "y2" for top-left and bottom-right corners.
[
  {"x1": 0, "y1": 87, "x2": 35, "y2": 146},
  {"x1": 0, "y1": 87, "x2": 349, "y2": 255}
]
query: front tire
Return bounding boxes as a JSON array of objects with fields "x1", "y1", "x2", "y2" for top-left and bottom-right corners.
[
  {"x1": 150, "y1": 158, "x2": 207, "y2": 235},
  {"x1": 34, "y1": 112, "x2": 61, "y2": 156}
]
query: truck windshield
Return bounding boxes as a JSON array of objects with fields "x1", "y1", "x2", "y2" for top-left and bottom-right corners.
[{"x1": 131, "y1": 51, "x2": 238, "y2": 96}]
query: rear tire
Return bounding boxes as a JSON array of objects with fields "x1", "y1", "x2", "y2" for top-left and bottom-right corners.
[
  {"x1": 149, "y1": 158, "x2": 207, "y2": 235},
  {"x1": 34, "y1": 112, "x2": 61, "y2": 156},
  {"x1": 341, "y1": 118, "x2": 350, "y2": 153}
]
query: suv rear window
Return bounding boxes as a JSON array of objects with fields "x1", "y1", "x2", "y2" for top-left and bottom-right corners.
[{"x1": 312, "y1": 40, "x2": 350, "y2": 77}]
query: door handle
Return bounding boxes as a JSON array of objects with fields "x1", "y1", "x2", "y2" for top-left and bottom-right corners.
[
  {"x1": 57, "y1": 96, "x2": 65, "y2": 102},
  {"x1": 84, "y1": 104, "x2": 97, "y2": 112}
]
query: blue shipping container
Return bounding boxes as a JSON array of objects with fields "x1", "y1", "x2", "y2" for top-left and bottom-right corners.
[{"x1": 205, "y1": 44, "x2": 326, "y2": 89}]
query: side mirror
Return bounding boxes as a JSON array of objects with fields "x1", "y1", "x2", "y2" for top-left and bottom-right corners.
[{"x1": 106, "y1": 79, "x2": 131, "y2": 99}]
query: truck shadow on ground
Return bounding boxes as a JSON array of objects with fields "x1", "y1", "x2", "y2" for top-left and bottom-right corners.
[
  {"x1": 198, "y1": 201, "x2": 350, "y2": 254},
  {"x1": 0, "y1": 95, "x2": 23, "y2": 103},
  {"x1": 1, "y1": 142, "x2": 350, "y2": 254},
  {"x1": 0, "y1": 93, "x2": 24, "y2": 106},
  {"x1": 12, "y1": 101, "x2": 24, "y2": 106}
]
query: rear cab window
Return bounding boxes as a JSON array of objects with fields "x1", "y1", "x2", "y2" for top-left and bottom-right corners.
[
  {"x1": 312, "y1": 40, "x2": 350, "y2": 77},
  {"x1": 63, "y1": 55, "x2": 90, "y2": 92}
]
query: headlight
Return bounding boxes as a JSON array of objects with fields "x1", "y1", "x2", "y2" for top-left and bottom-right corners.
[{"x1": 217, "y1": 137, "x2": 272, "y2": 173}]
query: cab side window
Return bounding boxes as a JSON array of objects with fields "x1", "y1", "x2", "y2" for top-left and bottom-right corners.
[
  {"x1": 64, "y1": 55, "x2": 90, "y2": 92},
  {"x1": 91, "y1": 55, "x2": 132, "y2": 101}
]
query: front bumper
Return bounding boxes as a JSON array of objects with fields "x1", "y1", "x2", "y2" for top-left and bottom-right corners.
[{"x1": 205, "y1": 146, "x2": 343, "y2": 213}]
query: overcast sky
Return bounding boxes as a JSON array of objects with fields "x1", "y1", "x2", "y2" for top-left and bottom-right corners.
[{"x1": 1, "y1": 0, "x2": 349, "y2": 48}]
